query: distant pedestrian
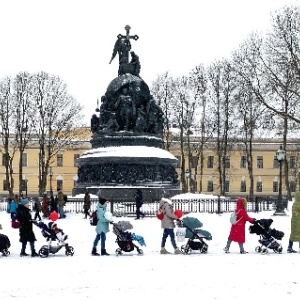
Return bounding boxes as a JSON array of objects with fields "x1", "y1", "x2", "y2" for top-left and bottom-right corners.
[
  {"x1": 41, "y1": 193, "x2": 49, "y2": 218},
  {"x1": 57, "y1": 188, "x2": 66, "y2": 218},
  {"x1": 83, "y1": 191, "x2": 91, "y2": 219},
  {"x1": 223, "y1": 198, "x2": 256, "y2": 254},
  {"x1": 49, "y1": 195, "x2": 58, "y2": 213},
  {"x1": 135, "y1": 189, "x2": 145, "y2": 219},
  {"x1": 287, "y1": 192, "x2": 300, "y2": 253},
  {"x1": 9, "y1": 198, "x2": 17, "y2": 219},
  {"x1": 33, "y1": 198, "x2": 42, "y2": 221}
]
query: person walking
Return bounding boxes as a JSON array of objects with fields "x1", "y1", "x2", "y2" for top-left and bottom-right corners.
[
  {"x1": 41, "y1": 193, "x2": 49, "y2": 218},
  {"x1": 135, "y1": 189, "x2": 145, "y2": 219},
  {"x1": 91, "y1": 197, "x2": 111, "y2": 256},
  {"x1": 57, "y1": 188, "x2": 66, "y2": 218},
  {"x1": 159, "y1": 192, "x2": 182, "y2": 255},
  {"x1": 83, "y1": 191, "x2": 91, "y2": 219},
  {"x1": 287, "y1": 191, "x2": 300, "y2": 253},
  {"x1": 223, "y1": 197, "x2": 256, "y2": 254},
  {"x1": 33, "y1": 197, "x2": 42, "y2": 221},
  {"x1": 8, "y1": 198, "x2": 17, "y2": 219},
  {"x1": 17, "y1": 199, "x2": 38, "y2": 257}
]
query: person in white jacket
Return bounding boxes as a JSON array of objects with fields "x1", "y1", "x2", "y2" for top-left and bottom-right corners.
[{"x1": 159, "y1": 192, "x2": 182, "y2": 254}]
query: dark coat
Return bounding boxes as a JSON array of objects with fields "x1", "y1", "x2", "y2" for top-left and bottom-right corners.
[
  {"x1": 135, "y1": 190, "x2": 143, "y2": 208},
  {"x1": 83, "y1": 193, "x2": 91, "y2": 210},
  {"x1": 290, "y1": 192, "x2": 300, "y2": 241},
  {"x1": 17, "y1": 204, "x2": 36, "y2": 243},
  {"x1": 228, "y1": 198, "x2": 255, "y2": 243}
]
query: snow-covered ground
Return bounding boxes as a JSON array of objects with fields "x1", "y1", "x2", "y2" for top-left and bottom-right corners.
[{"x1": 0, "y1": 201, "x2": 299, "y2": 300}]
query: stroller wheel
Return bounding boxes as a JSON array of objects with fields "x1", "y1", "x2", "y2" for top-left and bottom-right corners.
[
  {"x1": 137, "y1": 248, "x2": 144, "y2": 255},
  {"x1": 255, "y1": 246, "x2": 261, "y2": 253},
  {"x1": 200, "y1": 245, "x2": 208, "y2": 253},
  {"x1": 115, "y1": 248, "x2": 122, "y2": 256},
  {"x1": 2, "y1": 249, "x2": 10, "y2": 256},
  {"x1": 261, "y1": 248, "x2": 268, "y2": 255},
  {"x1": 66, "y1": 246, "x2": 75, "y2": 256},
  {"x1": 39, "y1": 246, "x2": 49, "y2": 258},
  {"x1": 181, "y1": 245, "x2": 191, "y2": 254},
  {"x1": 274, "y1": 245, "x2": 283, "y2": 254}
]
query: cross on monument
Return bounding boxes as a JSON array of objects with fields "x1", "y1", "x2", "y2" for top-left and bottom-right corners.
[{"x1": 109, "y1": 25, "x2": 139, "y2": 65}]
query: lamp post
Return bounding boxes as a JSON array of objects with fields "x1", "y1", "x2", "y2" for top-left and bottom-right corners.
[
  {"x1": 184, "y1": 169, "x2": 190, "y2": 193},
  {"x1": 298, "y1": 165, "x2": 300, "y2": 191},
  {"x1": 49, "y1": 167, "x2": 53, "y2": 197},
  {"x1": 273, "y1": 145, "x2": 286, "y2": 216}
]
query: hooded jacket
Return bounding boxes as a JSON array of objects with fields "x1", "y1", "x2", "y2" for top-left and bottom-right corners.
[
  {"x1": 290, "y1": 192, "x2": 300, "y2": 241},
  {"x1": 159, "y1": 197, "x2": 178, "y2": 229},
  {"x1": 95, "y1": 203, "x2": 110, "y2": 234},
  {"x1": 228, "y1": 198, "x2": 255, "y2": 243}
]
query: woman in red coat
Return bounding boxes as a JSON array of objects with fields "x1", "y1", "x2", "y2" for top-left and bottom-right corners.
[{"x1": 224, "y1": 198, "x2": 255, "y2": 254}]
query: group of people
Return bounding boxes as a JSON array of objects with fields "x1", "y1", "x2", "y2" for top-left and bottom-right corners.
[{"x1": 2, "y1": 189, "x2": 300, "y2": 257}]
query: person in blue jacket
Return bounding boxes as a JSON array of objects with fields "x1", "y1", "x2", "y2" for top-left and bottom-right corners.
[{"x1": 91, "y1": 197, "x2": 111, "y2": 256}]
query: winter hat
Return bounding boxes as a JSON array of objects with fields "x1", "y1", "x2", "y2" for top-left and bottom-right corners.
[
  {"x1": 21, "y1": 199, "x2": 29, "y2": 206},
  {"x1": 99, "y1": 197, "x2": 107, "y2": 205},
  {"x1": 163, "y1": 191, "x2": 171, "y2": 198}
]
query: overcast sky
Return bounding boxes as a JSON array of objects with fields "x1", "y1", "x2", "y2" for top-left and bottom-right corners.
[{"x1": 0, "y1": 0, "x2": 298, "y2": 125}]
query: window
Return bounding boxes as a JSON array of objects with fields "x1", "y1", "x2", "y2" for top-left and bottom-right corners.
[
  {"x1": 3, "y1": 180, "x2": 8, "y2": 191},
  {"x1": 225, "y1": 157, "x2": 230, "y2": 169},
  {"x1": 290, "y1": 156, "x2": 296, "y2": 169},
  {"x1": 57, "y1": 179, "x2": 63, "y2": 190},
  {"x1": 256, "y1": 181, "x2": 262, "y2": 192},
  {"x1": 273, "y1": 156, "x2": 280, "y2": 168},
  {"x1": 21, "y1": 179, "x2": 27, "y2": 191},
  {"x1": 207, "y1": 180, "x2": 213, "y2": 192},
  {"x1": 273, "y1": 181, "x2": 278, "y2": 192},
  {"x1": 290, "y1": 181, "x2": 296, "y2": 192},
  {"x1": 57, "y1": 154, "x2": 63, "y2": 167},
  {"x1": 257, "y1": 156, "x2": 263, "y2": 169},
  {"x1": 74, "y1": 154, "x2": 80, "y2": 167},
  {"x1": 240, "y1": 156, "x2": 247, "y2": 169},
  {"x1": 175, "y1": 156, "x2": 181, "y2": 168},
  {"x1": 190, "y1": 156, "x2": 197, "y2": 168},
  {"x1": 2, "y1": 153, "x2": 8, "y2": 166},
  {"x1": 207, "y1": 156, "x2": 214, "y2": 168},
  {"x1": 22, "y1": 153, "x2": 27, "y2": 167},
  {"x1": 240, "y1": 181, "x2": 246, "y2": 192}
]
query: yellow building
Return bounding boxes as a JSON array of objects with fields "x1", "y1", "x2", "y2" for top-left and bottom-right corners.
[{"x1": 0, "y1": 129, "x2": 298, "y2": 198}]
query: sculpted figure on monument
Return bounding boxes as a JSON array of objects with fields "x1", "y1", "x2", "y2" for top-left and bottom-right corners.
[{"x1": 115, "y1": 87, "x2": 136, "y2": 131}]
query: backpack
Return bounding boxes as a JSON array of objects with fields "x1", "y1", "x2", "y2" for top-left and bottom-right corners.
[
  {"x1": 156, "y1": 207, "x2": 164, "y2": 220},
  {"x1": 90, "y1": 210, "x2": 98, "y2": 226},
  {"x1": 63, "y1": 195, "x2": 68, "y2": 202},
  {"x1": 11, "y1": 212, "x2": 20, "y2": 229},
  {"x1": 230, "y1": 210, "x2": 242, "y2": 225}
]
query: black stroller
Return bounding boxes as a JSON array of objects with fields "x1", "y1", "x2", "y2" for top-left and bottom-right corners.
[
  {"x1": 249, "y1": 219, "x2": 284, "y2": 254},
  {"x1": 112, "y1": 221, "x2": 145, "y2": 255},
  {"x1": 0, "y1": 233, "x2": 10, "y2": 256},
  {"x1": 36, "y1": 221, "x2": 75, "y2": 258},
  {"x1": 178, "y1": 217, "x2": 212, "y2": 254}
]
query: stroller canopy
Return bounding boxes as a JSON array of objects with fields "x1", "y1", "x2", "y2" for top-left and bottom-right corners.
[
  {"x1": 182, "y1": 217, "x2": 203, "y2": 229},
  {"x1": 115, "y1": 221, "x2": 133, "y2": 232}
]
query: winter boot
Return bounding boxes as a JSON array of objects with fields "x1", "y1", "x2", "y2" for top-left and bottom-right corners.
[
  {"x1": 287, "y1": 248, "x2": 297, "y2": 253},
  {"x1": 160, "y1": 247, "x2": 170, "y2": 254},
  {"x1": 101, "y1": 249, "x2": 110, "y2": 256},
  {"x1": 174, "y1": 248, "x2": 183, "y2": 254},
  {"x1": 31, "y1": 251, "x2": 39, "y2": 257},
  {"x1": 20, "y1": 251, "x2": 28, "y2": 257},
  {"x1": 91, "y1": 248, "x2": 100, "y2": 256},
  {"x1": 223, "y1": 247, "x2": 229, "y2": 253}
]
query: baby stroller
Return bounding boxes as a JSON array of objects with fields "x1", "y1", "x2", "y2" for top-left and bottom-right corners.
[
  {"x1": 178, "y1": 216, "x2": 212, "y2": 254},
  {"x1": 0, "y1": 233, "x2": 11, "y2": 256},
  {"x1": 249, "y1": 219, "x2": 284, "y2": 254},
  {"x1": 36, "y1": 221, "x2": 75, "y2": 258},
  {"x1": 112, "y1": 221, "x2": 145, "y2": 255}
]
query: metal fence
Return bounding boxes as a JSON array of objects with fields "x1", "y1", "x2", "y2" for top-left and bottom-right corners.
[{"x1": 0, "y1": 196, "x2": 276, "y2": 217}]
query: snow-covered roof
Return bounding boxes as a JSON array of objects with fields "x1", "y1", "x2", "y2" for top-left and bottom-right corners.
[
  {"x1": 171, "y1": 193, "x2": 226, "y2": 200},
  {"x1": 80, "y1": 146, "x2": 177, "y2": 160}
]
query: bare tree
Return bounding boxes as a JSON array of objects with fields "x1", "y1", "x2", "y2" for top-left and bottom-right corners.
[{"x1": 0, "y1": 77, "x2": 17, "y2": 197}]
